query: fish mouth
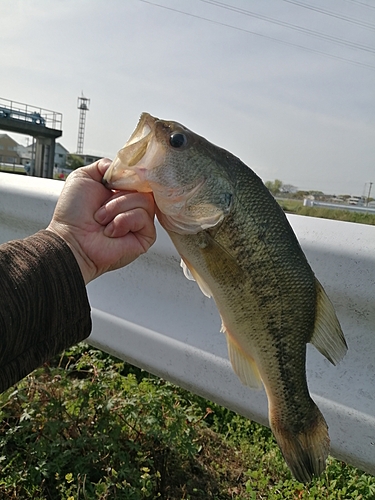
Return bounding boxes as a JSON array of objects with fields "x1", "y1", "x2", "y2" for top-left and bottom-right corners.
[
  {"x1": 103, "y1": 113, "x2": 162, "y2": 192},
  {"x1": 103, "y1": 112, "x2": 230, "y2": 235}
]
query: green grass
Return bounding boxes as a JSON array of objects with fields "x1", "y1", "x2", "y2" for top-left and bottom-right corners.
[
  {"x1": 0, "y1": 164, "x2": 26, "y2": 175},
  {"x1": 1, "y1": 344, "x2": 374, "y2": 499}
]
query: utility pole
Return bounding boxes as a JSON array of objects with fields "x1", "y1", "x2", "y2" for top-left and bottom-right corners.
[
  {"x1": 366, "y1": 182, "x2": 373, "y2": 206},
  {"x1": 76, "y1": 94, "x2": 90, "y2": 154}
]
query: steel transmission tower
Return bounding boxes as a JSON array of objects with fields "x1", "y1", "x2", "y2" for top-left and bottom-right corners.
[{"x1": 76, "y1": 94, "x2": 90, "y2": 154}]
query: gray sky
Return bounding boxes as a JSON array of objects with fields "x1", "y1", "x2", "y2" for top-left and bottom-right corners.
[{"x1": 1, "y1": 0, "x2": 374, "y2": 195}]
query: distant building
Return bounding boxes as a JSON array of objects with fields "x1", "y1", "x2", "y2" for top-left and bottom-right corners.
[
  {"x1": 25, "y1": 141, "x2": 70, "y2": 169},
  {"x1": 349, "y1": 196, "x2": 365, "y2": 206},
  {"x1": 280, "y1": 184, "x2": 298, "y2": 194},
  {"x1": 0, "y1": 134, "x2": 21, "y2": 164},
  {"x1": 76, "y1": 153, "x2": 102, "y2": 165},
  {"x1": 1, "y1": 133, "x2": 103, "y2": 173},
  {"x1": 16, "y1": 143, "x2": 29, "y2": 165},
  {"x1": 54, "y1": 143, "x2": 69, "y2": 169}
]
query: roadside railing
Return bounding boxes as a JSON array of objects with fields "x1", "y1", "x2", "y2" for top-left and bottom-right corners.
[
  {"x1": 1, "y1": 172, "x2": 375, "y2": 476},
  {"x1": 303, "y1": 197, "x2": 375, "y2": 214}
]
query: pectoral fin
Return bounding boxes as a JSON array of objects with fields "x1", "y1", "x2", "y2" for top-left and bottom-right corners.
[
  {"x1": 180, "y1": 258, "x2": 212, "y2": 298},
  {"x1": 310, "y1": 279, "x2": 347, "y2": 365},
  {"x1": 222, "y1": 324, "x2": 263, "y2": 389}
]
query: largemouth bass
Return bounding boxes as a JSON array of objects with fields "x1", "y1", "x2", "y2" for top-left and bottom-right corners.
[{"x1": 103, "y1": 113, "x2": 347, "y2": 483}]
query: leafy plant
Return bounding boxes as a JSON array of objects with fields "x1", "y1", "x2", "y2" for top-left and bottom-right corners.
[{"x1": 0, "y1": 344, "x2": 374, "y2": 499}]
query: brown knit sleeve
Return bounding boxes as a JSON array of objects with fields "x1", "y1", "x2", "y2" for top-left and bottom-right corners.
[{"x1": 0, "y1": 230, "x2": 92, "y2": 392}]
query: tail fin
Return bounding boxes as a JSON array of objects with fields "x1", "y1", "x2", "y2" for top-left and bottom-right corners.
[{"x1": 269, "y1": 402, "x2": 330, "y2": 483}]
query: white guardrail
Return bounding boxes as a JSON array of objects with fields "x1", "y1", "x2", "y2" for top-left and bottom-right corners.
[{"x1": 1, "y1": 172, "x2": 375, "y2": 476}]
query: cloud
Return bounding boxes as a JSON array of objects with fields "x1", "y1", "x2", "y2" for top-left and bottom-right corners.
[{"x1": 1, "y1": 0, "x2": 374, "y2": 194}]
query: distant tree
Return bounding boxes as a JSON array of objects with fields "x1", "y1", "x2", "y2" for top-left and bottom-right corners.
[
  {"x1": 274, "y1": 179, "x2": 283, "y2": 193},
  {"x1": 265, "y1": 179, "x2": 283, "y2": 196},
  {"x1": 296, "y1": 190, "x2": 310, "y2": 198},
  {"x1": 66, "y1": 154, "x2": 84, "y2": 170}
]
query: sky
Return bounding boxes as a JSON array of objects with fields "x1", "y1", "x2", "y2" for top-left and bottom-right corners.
[{"x1": 1, "y1": 0, "x2": 374, "y2": 195}]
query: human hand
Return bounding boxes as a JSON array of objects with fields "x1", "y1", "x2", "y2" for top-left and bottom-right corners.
[{"x1": 47, "y1": 159, "x2": 156, "y2": 284}]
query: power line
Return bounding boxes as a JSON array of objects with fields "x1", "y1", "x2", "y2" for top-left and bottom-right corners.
[
  {"x1": 138, "y1": 0, "x2": 375, "y2": 70},
  {"x1": 281, "y1": 0, "x2": 375, "y2": 30},
  {"x1": 201, "y1": 0, "x2": 375, "y2": 54}
]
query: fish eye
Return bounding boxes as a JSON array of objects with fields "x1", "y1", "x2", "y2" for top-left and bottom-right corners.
[{"x1": 169, "y1": 133, "x2": 188, "y2": 148}]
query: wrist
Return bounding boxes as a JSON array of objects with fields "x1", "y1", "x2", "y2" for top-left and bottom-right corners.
[{"x1": 46, "y1": 225, "x2": 96, "y2": 285}]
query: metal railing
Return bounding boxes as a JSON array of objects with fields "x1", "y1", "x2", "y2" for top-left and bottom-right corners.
[
  {"x1": 1, "y1": 172, "x2": 375, "y2": 476},
  {"x1": 303, "y1": 198, "x2": 375, "y2": 214},
  {"x1": 0, "y1": 97, "x2": 62, "y2": 130}
]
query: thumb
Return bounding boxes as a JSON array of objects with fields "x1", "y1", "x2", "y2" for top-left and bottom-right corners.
[{"x1": 80, "y1": 158, "x2": 113, "y2": 183}]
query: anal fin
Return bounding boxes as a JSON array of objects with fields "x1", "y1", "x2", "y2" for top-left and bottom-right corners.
[
  {"x1": 310, "y1": 279, "x2": 348, "y2": 365},
  {"x1": 222, "y1": 324, "x2": 263, "y2": 389}
]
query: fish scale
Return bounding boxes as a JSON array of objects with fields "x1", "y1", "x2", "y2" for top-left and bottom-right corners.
[{"x1": 103, "y1": 112, "x2": 347, "y2": 482}]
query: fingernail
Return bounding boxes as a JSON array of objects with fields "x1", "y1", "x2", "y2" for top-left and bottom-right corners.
[
  {"x1": 104, "y1": 222, "x2": 114, "y2": 237},
  {"x1": 95, "y1": 206, "x2": 106, "y2": 223},
  {"x1": 99, "y1": 158, "x2": 112, "y2": 170}
]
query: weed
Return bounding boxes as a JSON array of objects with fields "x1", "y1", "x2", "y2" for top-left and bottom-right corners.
[{"x1": 0, "y1": 344, "x2": 374, "y2": 499}]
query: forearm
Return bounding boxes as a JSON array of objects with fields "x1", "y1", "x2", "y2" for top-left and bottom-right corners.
[{"x1": 0, "y1": 230, "x2": 92, "y2": 392}]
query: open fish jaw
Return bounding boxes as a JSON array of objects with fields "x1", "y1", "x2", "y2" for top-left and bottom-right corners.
[
  {"x1": 103, "y1": 113, "x2": 164, "y2": 192},
  {"x1": 124, "y1": 113, "x2": 153, "y2": 147}
]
